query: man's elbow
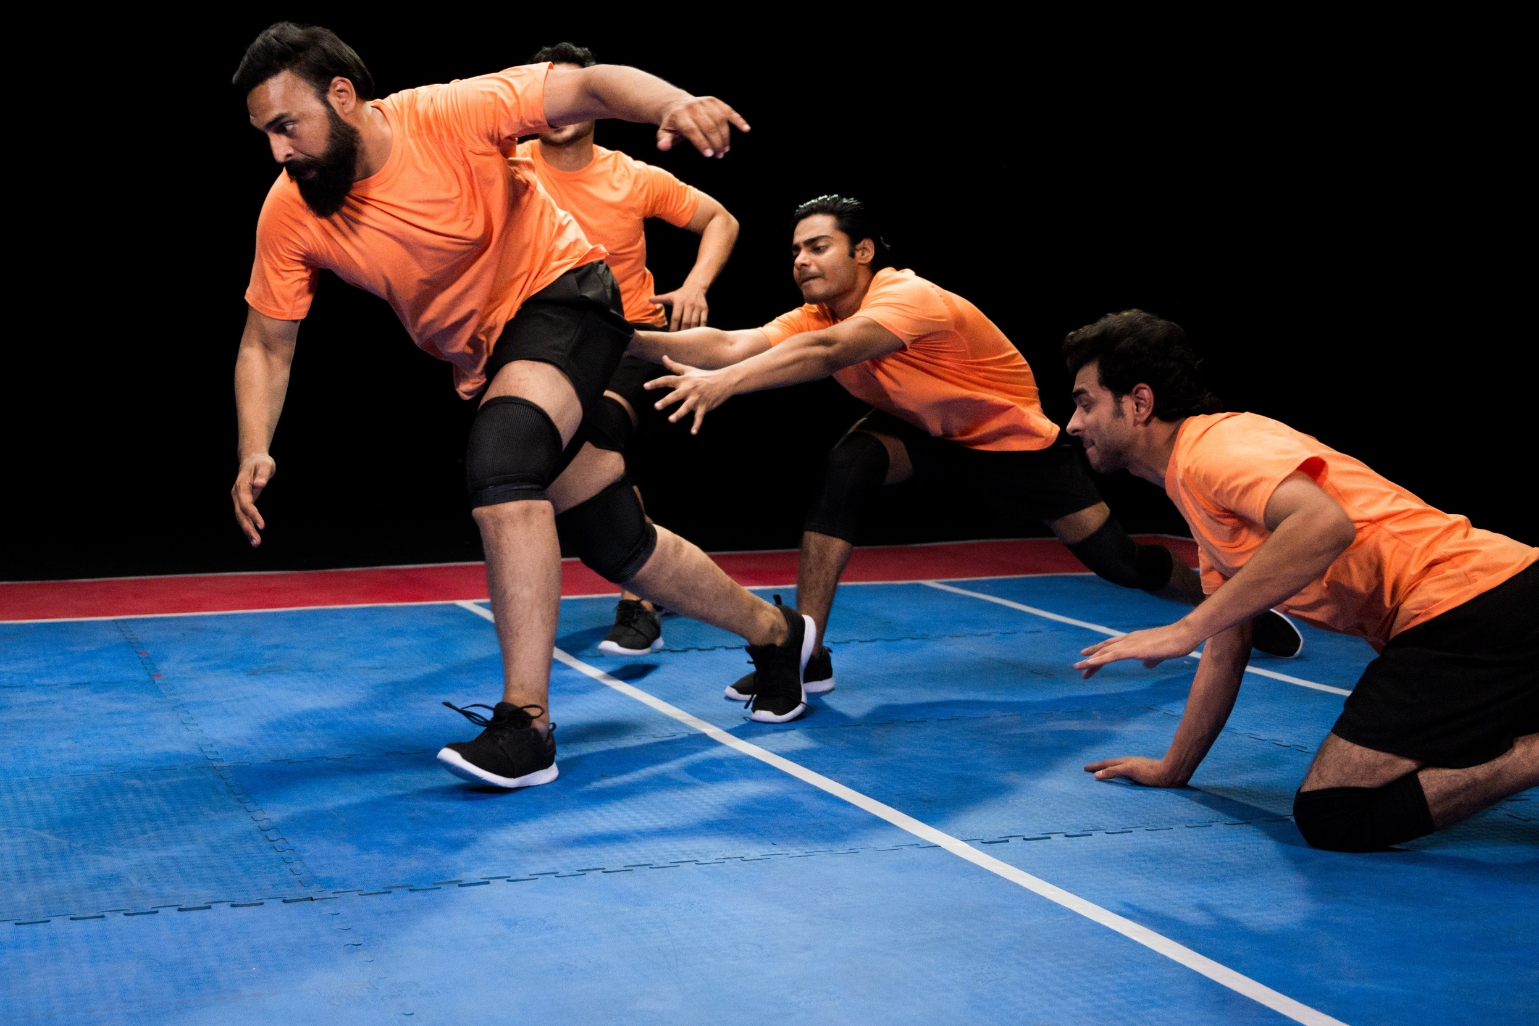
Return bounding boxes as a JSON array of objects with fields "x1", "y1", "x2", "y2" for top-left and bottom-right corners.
[{"x1": 1325, "y1": 506, "x2": 1357, "y2": 555}]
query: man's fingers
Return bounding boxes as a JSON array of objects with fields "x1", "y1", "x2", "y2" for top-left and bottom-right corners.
[
  {"x1": 661, "y1": 354, "x2": 684, "y2": 371},
  {"x1": 668, "y1": 302, "x2": 683, "y2": 332},
  {"x1": 655, "y1": 128, "x2": 678, "y2": 151},
  {"x1": 1079, "y1": 638, "x2": 1113, "y2": 656},
  {"x1": 690, "y1": 404, "x2": 708, "y2": 435},
  {"x1": 1083, "y1": 759, "x2": 1119, "y2": 773}
]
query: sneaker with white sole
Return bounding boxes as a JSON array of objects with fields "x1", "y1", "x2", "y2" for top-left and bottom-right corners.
[
  {"x1": 726, "y1": 646, "x2": 835, "y2": 700},
  {"x1": 437, "y1": 701, "x2": 558, "y2": 788},
  {"x1": 741, "y1": 598, "x2": 814, "y2": 723},
  {"x1": 1252, "y1": 609, "x2": 1304, "y2": 658},
  {"x1": 597, "y1": 599, "x2": 664, "y2": 656}
]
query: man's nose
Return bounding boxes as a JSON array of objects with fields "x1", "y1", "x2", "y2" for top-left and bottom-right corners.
[
  {"x1": 269, "y1": 135, "x2": 294, "y2": 164},
  {"x1": 1067, "y1": 409, "x2": 1084, "y2": 434}
]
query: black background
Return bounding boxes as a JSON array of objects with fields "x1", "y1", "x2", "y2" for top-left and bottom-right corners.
[{"x1": 5, "y1": 12, "x2": 1531, "y2": 581}]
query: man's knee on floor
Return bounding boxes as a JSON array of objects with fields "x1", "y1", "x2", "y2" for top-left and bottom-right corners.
[
  {"x1": 1292, "y1": 772, "x2": 1435, "y2": 852},
  {"x1": 466, "y1": 396, "x2": 563, "y2": 507},
  {"x1": 555, "y1": 478, "x2": 657, "y2": 583},
  {"x1": 802, "y1": 431, "x2": 890, "y2": 543},
  {"x1": 1065, "y1": 516, "x2": 1174, "y2": 592}
]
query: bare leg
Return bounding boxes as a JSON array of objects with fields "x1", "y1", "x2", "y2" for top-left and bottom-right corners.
[
  {"x1": 1300, "y1": 731, "x2": 1539, "y2": 830},
  {"x1": 797, "y1": 531, "x2": 854, "y2": 652},
  {"x1": 625, "y1": 528, "x2": 787, "y2": 647},
  {"x1": 471, "y1": 360, "x2": 586, "y2": 733}
]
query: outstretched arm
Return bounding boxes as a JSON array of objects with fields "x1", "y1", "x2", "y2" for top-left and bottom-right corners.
[
  {"x1": 643, "y1": 317, "x2": 904, "y2": 434},
  {"x1": 627, "y1": 326, "x2": 772, "y2": 370},
  {"x1": 232, "y1": 307, "x2": 299, "y2": 547},
  {"x1": 543, "y1": 66, "x2": 749, "y2": 158},
  {"x1": 650, "y1": 194, "x2": 740, "y2": 330},
  {"x1": 1083, "y1": 620, "x2": 1252, "y2": 787},
  {"x1": 1074, "y1": 473, "x2": 1355, "y2": 676}
]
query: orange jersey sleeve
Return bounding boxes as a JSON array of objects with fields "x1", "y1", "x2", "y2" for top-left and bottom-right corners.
[
  {"x1": 636, "y1": 161, "x2": 702, "y2": 227},
  {"x1": 419, "y1": 64, "x2": 552, "y2": 151},
  {"x1": 760, "y1": 304, "x2": 836, "y2": 344},
  {"x1": 245, "y1": 175, "x2": 322, "y2": 321},
  {"x1": 845, "y1": 271, "x2": 953, "y2": 345},
  {"x1": 1168, "y1": 412, "x2": 1538, "y2": 644}
]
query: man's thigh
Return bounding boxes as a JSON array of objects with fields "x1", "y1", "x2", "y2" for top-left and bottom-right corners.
[{"x1": 1301, "y1": 732, "x2": 1422, "y2": 790}]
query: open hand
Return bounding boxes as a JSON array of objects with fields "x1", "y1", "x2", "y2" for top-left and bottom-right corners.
[
  {"x1": 650, "y1": 283, "x2": 709, "y2": 331},
  {"x1": 656, "y1": 96, "x2": 750, "y2": 158},
  {"x1": 231, "y1": 453, "x2": 276, "y2": 547},
  {"x1": 644, "y1": 355, "x2": 734, "y2": 434},
  {"x1": 1083, "y1": 755, "x2": 1185, "y2": 787},
  {"x1": 1074, "y1": 623, "x2": 1200, "y2": 679}
]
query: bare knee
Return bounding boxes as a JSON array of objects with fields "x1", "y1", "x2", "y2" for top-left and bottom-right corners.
[{"x1": 547, "y1": 444, "x2": 625, "y2": 514}]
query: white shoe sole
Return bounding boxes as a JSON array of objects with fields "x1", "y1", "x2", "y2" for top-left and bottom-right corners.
[
  {"x1": 436, "y1": 748, "x2": 559, "y2": 789},
  {"x1": 725, "y1": 674, "x2": 834, "y2": 701},
  {"x1": 596, "y1": 636, "x2": 665, "y2": 656},
  {"x1": 749, "y1": 614, "x2": 814, "y2": 723}
]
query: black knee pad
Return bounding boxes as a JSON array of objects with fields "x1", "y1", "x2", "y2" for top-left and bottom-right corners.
[
  {"x1": 1292, "y1": 772, "x2": 1435, "y2": 852},
  {"x1": 585, "y1": 395, "x2": 636, "y2": 454},
  {"x1": 1066, "y1": 517, "x2": 1175, "y2": 592},
  {"x1": 556, "y1": 478, "x2": 658, "y2": 583},
  {"x1": 802, "y1": 431, "x2": 890, "y2": 543},
  {"x1": 466, "y1": 397, "x2": 565, "y2": 508}
]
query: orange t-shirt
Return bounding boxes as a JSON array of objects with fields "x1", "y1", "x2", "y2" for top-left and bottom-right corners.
[
  {"x1": 1167, "y1": 412, "x2": 1537, "y2": 647},
  {"x1": 245, "y1": 64, "x2": 606, "y2": 399},
  {"x1": 758, "y1": 268, "x2": 1059, "y2": 451},
  {"x1": 516, "y1": 140, "x2": 701, "y2": 326}
]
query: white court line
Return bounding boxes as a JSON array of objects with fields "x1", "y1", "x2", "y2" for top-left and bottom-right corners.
[
  {"x1": 921, "y1": 581, "x2": 1352, "y2": 697},
  {"x1": 454, "y1": 598, "x2": 1346, "y2": 1026}
]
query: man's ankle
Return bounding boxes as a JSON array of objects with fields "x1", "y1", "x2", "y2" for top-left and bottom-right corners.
[{"x1": 750, "y1": 605, "x2": 790, "y2": 647}]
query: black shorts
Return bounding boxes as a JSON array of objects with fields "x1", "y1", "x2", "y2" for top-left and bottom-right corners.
[
  {"x1": 847, "y1": 408, "x2": 1104, "y2": 523},
  {"x1": 604, "y1": 351, "x2": 669, "y2": 420},
  {"x1": 482, "y1": 261, "x2": 634, "y2": 414},
  {"x1": 1332, "y1": 562, "x2": 1539, "y2": 768}
]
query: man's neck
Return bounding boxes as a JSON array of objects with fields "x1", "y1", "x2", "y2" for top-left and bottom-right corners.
[
  {"x1": 827, "y1": 267, "x2": 879, "y2": 320},
  {"x1": 540, "y1": 134, "x2": 596, "y2": 172},
  {"x1": 354, "y1": 102, "x2": 394, "y2": 180},
  {"x1": 1127, "y1": 417, "x2": 1186, "y2": 489}
]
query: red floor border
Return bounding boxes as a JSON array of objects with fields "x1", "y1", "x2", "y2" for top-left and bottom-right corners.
[{"x1": 1, "y1": 537, "x2": 1198, "y2": 622}]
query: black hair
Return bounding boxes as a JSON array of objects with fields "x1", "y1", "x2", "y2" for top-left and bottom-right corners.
[
  {"x1": 1061, "y1": 309, "x2": 1223, "y2": 421},
  {"x1": 790, "y1": 195, "x2": 894, "y2": 271},
  {"x1": 530, "y1": 42, "x2": 597, "y2": 67},
  {"x1": 233, "y1": 22, "x2": 374, "y2": 100}
]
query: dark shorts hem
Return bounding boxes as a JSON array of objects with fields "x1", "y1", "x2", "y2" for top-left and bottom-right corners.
[
  {"x1": 848, "y1": 409, "x2": 1103, "y2": 522},
  {"x1": 1331, "y1": 562, "x2": 1539, "y2": 768},
  {"x1": 482, "y1": 262, "x2": 634, "y2": 413}
]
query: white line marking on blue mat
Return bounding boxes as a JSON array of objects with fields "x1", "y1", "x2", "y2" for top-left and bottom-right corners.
[
  {"x1": 456, "y1": 599, "x2": 1348, "y2": 1026},
  {"x1": 920, "y1": 581, "x2": 1352, "y2": 697}
]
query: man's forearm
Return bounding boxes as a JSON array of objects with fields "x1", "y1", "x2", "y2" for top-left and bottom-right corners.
[
  {"x1": 1161, "y1": 624, "x2": 1251, "y2": 783},
  {"x1": 716, "y1": 338, "x2": 838, "y2": 396},
  {"x1": 234, "y1": 342, "x2": 291, "y2": 458},
  {"x1": 562, "y1": 65, "x2": 691, "y2": 126},
  {"x1": 1180, "y1": 507, "x2": 1351, "y2": 642},
  {"x1": 683, "y1": 212, "x2": 738, "y2": 290}
]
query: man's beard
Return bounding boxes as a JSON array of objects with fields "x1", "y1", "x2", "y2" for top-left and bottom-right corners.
[{"x1": 285, "y1": 105, "x2": 362, "y2": 218}]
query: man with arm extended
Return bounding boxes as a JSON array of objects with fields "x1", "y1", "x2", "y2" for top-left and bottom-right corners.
[
  {"x1": 230, "y1": 24, "x2": 819, "y2": 793},
  {"x1": 1064, "y1": 309, "x2": 1538, "y2": 851},
  {"x1": 633, "y1": 195, "x2": 1300, "y2": 702},
  {"x1": 517, "y1": 42, "x2": 741, "y2": 658}
]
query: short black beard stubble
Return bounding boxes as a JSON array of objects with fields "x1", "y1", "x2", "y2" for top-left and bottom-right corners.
[{"x1": 286, "y1": 103, "x2": 363, "y2": 218}]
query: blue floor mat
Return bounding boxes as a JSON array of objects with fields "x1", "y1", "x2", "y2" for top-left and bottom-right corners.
[{"x1": 3, "y1": 577, "x2": 1534, "y2": 1025}]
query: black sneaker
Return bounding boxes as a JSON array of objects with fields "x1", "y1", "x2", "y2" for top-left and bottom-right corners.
[
  {"x1": 597, "y1": 599, "x2": 664, "y2": 656},
  {"x1": 726, "y1": 647, "x2": 835, "y2": 700},
  {"x1": 437, "y1": 702, "x2": 558, "y2": 788},
  {"x1": 741, "y1": 598, "x2": 815, "y2": 723},
  {"x1": 1252, "y1": 610, "x2": 1304, "y2": 658}
]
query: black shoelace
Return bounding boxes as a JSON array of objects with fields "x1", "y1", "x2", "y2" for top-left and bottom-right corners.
[{"x1": 441, "y1": 701, "x2": 546, "y2": 729}]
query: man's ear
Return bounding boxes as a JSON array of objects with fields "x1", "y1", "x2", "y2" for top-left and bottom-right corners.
[
  {"x1": 853, "y1": 238, "x2": 875, "y2": 267},
  {"x1": 1129, "y1": 383, "x2": 1157, "y2": 425},
  {"x1": 327, "y1": 75, "x2": 358, "y2": 116}
]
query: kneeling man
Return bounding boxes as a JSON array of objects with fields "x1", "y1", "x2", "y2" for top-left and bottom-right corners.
[{"x1": 1066, "y1": 309, "x2": 1537, "y2": 852}]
